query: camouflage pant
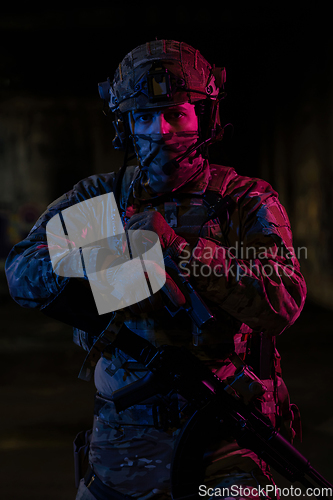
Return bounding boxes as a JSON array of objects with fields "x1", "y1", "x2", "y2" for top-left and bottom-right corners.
[
  {"x1": 75, "y1": 465, "x2": 275, "y2": 500},
  {"x1": 74, "y1": 397, "x2": 277, "y2": 500}
]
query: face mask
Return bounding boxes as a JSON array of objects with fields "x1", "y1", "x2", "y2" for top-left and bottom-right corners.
[{"x1": 131, "y1": 131, "x2": 204, "y2": 193}]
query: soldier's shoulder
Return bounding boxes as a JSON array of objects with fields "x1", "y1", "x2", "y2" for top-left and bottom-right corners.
[
  {"x1": 208, "y1": 164, "x2": 278, "y2": 201},
  {"x1": 72, "y1": 171, "x2": 117, "y2": 201}
]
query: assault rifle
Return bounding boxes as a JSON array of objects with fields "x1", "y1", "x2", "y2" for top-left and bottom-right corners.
[
  {"x1": 106, "y1": 256, "x2": 333, "y2": 500},
  {"x1": 110, "y1": 325, "x2": 332, "y2": 499}
]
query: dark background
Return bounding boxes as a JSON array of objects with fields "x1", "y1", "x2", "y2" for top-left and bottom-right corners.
[{"x1": 1, "y1": 6, "x2": 332, "y2": 499}]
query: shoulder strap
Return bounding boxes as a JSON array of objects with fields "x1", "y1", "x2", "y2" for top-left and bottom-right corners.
[
  {"x1": 206, "y1": 164, "x2": 238, "y2": 196},
  {"x1": 113, "y1": 164, "x2": 139, "y2": 213},
  {"x1": 202, "y1": 165, "x2": 237, "y2": 225},
  {"x1": 205, "y1": 167, "x2": 277, "y2": 384}
]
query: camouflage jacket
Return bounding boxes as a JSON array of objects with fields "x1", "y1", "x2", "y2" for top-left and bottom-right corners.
[{"x1": 5, "y1": 164, "x2": 306, "y2": 362}]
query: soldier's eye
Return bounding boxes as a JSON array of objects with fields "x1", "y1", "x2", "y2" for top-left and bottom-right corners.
[
  {"x1": 135, "y1": 114, "x2": 153, "y2": 123},
  {"x1": 166, "y1": 111, "x2": 184, "y2": 120}
]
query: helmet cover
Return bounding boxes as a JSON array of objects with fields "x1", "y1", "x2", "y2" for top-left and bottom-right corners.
[{"x1": 108, "y1": 40, "x2": 223, "y2": 113}]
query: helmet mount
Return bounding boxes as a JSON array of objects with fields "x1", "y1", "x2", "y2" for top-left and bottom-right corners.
[{"x1": 98, "y1": 63, "x2": 226, "y2": 114}]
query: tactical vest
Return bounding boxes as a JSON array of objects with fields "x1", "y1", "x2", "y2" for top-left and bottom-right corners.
[{"x1": 73, "y1": 163, "x2": 300, "y2": 440}]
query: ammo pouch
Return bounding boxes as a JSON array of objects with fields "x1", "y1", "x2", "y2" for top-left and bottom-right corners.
[
  {"x1": 73, "y1": 429, "x2": 92, "y2": 489},
  {"x1": 245, "y1": 334, "x2": 302, "y2": 444}
]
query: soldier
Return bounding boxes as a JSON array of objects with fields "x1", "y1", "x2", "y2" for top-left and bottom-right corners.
[{"x1": 5, "y1": 40, "x2": 306, "y2": 499}]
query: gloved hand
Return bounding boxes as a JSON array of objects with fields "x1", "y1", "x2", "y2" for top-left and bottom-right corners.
[{"x1": 126, "y1": 211, "x2": 187, "y2": 256}]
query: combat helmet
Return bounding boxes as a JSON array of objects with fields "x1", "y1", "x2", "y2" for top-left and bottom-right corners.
[{"x1": 98, "y1": 40, "x2": 226, "y2": 151}]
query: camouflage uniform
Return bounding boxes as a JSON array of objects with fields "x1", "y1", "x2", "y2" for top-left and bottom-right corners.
[{"x1": 5, "y1": 159, "x2": 306, "y2": 499}]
